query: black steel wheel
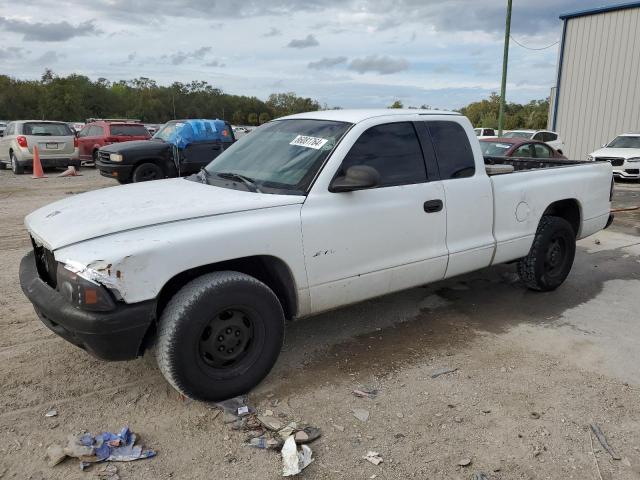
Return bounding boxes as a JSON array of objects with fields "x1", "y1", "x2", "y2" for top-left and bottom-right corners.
[
  {"x1": 132, "y1": 162, "x2": 163, "y2": 182},
  {"x1": 517, "y1": 216, "x2": 576, "y2": 291},
  {"x1": 155, "y1": 271, "x2": 285, "y2": 401}
]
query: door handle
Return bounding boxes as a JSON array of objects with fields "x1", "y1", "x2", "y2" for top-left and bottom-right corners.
[{"x1": 423, "y1": 199, "x2": 443, "y2": 213}]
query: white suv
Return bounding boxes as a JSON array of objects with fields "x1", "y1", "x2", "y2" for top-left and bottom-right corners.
[
  {"x1": 0, "y1": 120, "x2": 80, "y2": 174},
  {"x1": 587, "y1": 133, "x2": 640, "y2": 180},
  {"x1": 502, "y1": 130, "x2": 565, "y2": 153}
]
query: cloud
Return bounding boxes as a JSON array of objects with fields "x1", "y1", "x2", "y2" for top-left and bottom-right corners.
[
  {"x1": 0, "y1": 16, "x2": 101, "y2": 41},
  {"x1": 308, "y1": 56, "x2": 347, "y2": 69},
  {"x1": 0, "y1": 47, "x2": 26, "y2": 60},
  {"x1": 348, "y1": 55, "x2": 409, "y2": 75},
  {"x1": 286, "y1": 34, "x2": 319, "y2": 48},
  {"x1": 35, "y1": 50, "x2": 65, "y2": 64},
  {"x1": 262, "y1": 27, "x2": 281, "y2": 37},
  {"x1": 205, "y1": 60, "x2": 226, "y2": 67},
  {"x1": 162, "y1": 46, "x2": 212, "y2": 65}
]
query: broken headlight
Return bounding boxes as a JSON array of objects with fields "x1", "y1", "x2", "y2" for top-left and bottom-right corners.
[{"x1": 56, "y1": 263, "x2": 116, "y2": 312}]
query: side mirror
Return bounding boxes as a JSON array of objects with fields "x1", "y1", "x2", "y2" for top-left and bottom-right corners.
[{"x1": 329, "y1": 165, "x2": 380, "y2": 193}]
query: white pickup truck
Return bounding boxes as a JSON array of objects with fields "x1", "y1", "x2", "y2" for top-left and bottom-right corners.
[{"x1": 20, "y1": 109, "x2": 614, "y2": 401}]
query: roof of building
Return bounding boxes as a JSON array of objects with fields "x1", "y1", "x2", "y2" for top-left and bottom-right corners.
[
  {"x1": 560, "y1": 1, "x2": 640, "y2": 20},
  {"x1": 281, "y1": 109, "x2": 459, "y2": 124}
]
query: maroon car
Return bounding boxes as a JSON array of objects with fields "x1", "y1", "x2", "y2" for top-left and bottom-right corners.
[{"x1": 479, "y1": 137, "x2": 567, "y2": 159}]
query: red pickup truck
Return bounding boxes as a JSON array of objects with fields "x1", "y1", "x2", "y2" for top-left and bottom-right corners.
[{"x1": 77, "y1": 120, "x2": 151, "y2": 165}]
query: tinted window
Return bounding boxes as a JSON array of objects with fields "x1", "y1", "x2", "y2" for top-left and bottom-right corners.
[
  {"x1": 534, "y1": 144, "x2": 552, "y2": 158},
  {"x1": 23, "y1": 122, "x2": 73, "y2": 136},
  {"x1": 110, "y1": 124, "x2": 149, "y2": 136},
  {"x1": 543, "y1": 132, "x2": 557, "y2": 142},
  {"x1": 532, "y1": 132, "x2": 545, "y2": 141},
  {"x1": 428, "y1": 121, "x2": 475, "y2": 179},
  {"x1": 339, "y1": 122, "x2": 426, "y2": 187},
  {"x1": 484, "y1": 129, "x2": 495, "y2": 136},
  {"x1": 513, "y1": 144, "x2": 534, "y2": 157}
]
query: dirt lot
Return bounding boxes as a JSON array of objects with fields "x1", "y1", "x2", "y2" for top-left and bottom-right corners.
[{"x1": 1, "y1": 169, "x2": 640, "y2": 480}]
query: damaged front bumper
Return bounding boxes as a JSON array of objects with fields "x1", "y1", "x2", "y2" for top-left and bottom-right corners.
[{"x1": 19, "y1": 251, "x2": 155, "y2": 361}]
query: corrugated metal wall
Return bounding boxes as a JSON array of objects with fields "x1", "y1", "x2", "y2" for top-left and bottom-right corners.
[{"x1": 555, "y1": 7, "x2": 640, "y2": 159}]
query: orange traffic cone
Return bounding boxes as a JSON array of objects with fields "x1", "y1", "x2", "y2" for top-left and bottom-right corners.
[
  {"x1": 31, "y1": 146, "x2": 47, "y2": 179},
  {"x1": 57, "y1": 165, "x2": 81, "y2": 177}
]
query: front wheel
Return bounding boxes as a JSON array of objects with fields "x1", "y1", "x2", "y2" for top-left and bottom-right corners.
[
  {"x1": 132, "y1": 162, "x2": 163, "y2": 182},
  {"x1": 155, "y1": 271, "x2": 285, "y2": 401},
  {"x1": 517, "y1": 216, "x2": 576, "y2": 291}
]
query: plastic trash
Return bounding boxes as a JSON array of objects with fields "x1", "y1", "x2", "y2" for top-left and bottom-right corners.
[
  {"x1": 363, "y1": 451, "x2": 383, "y2": 465},
  {"x1": 282, "y1": 435, "x2": 313, "y2": 476},
  {"x1": 247, "y1": 437, "x2": 282, "y2": 450}
]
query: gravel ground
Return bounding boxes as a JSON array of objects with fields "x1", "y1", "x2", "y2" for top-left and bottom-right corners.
[{"x1": 1, "y1": 168, "x2": 640, "y2": 480}]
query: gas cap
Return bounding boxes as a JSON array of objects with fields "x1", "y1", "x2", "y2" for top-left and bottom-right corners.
[{"x1": 516, "y1": 201, "x2": 531, "y2": 222}]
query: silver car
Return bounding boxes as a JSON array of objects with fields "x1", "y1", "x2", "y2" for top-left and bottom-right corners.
[{"x1": 0, "y1": 120, "x2": 80, "y2": 174}]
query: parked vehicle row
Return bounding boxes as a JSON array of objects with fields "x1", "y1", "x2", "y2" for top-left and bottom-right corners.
[
  {"x1": 0, "y1": 120, "x2": 80, "y2": 174},
  {"x1": 19, "y1": 109, "x2": 614, "y2": 400},
  {"x1": 77, "y1": 119, "x2": 151, "y2": 166},
  {"x1": 587, "y1": 133, "x2": 640, "y2": 180},
  {"x1": 479, "y1": 137, "x2": 566, "y2": 159}
]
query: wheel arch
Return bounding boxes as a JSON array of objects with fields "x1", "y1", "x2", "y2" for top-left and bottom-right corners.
[
  {"x1": 155, "y1": 255, "x2": 298, "y2": 322},
  {"x1": 542, "y1": 198, "x2": 581, "y2": 237}
]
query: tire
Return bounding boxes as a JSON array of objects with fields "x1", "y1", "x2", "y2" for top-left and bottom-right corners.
[
  {"x1": 10, "y1": 153, "x2": 24, "y2": 175},
  {"x1": 517, "y1": 216, "x2": 576, "y2": 292},
  {"x1": 155, "y1": 271, "x2": 285, "y2": 401},
  {"x1": 132, "y1": 162, "x2": 163, "y2": 182}
]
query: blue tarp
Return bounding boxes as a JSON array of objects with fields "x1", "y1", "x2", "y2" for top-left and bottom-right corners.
[{"x1": 165, "y1": 119, "x2": 230, "y2": 149}]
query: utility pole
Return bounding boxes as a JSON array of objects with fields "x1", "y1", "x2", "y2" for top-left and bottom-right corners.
[{"x1": 498, "y1": 0, "x2": 512, "y2": 136}]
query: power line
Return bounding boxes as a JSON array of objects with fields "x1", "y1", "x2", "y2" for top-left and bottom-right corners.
[{"x1": 510, "y1": 35, "x2": 560, "y2": 50}]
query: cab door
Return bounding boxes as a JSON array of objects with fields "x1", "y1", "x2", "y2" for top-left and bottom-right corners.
[{"x1": 301, "y1": 120, "x2": 449, "y2": 314}]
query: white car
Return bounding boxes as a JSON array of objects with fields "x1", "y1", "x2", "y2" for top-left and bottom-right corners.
[
  {"x1": 502, "y1": 129, "x2": 565, "y2": 153},
  {"x1": 474, "y1": 127, "x2": 497, "y2": 139},
  {"x1": 587, "y1": 133, "x2": 640, "y2": 180},
  {"x1": 19, "y1": 109, "x2": 613, "y2": 401}
]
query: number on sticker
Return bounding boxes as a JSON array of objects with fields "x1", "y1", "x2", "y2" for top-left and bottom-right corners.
[{"x1": 289, "y1": 135, "x2": 328, "y2": 150}]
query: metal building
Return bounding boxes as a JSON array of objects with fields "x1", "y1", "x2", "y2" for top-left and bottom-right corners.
[{"x1": 550, "y1": 1, "x2": 640, "y2": 159}]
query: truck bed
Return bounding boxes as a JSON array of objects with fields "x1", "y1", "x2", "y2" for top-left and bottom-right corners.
[{"x1": 484, "y1": 155, "x2": 603, "y2": 171}]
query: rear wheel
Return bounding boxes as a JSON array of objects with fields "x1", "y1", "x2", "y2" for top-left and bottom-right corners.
[
  {"x1": 132, "y1": 162, "x2": 163, "y2": 182},
  {"x1": 155, "y1": 271, "x2": 285, "y2": 401},
  {"x1": 517, "y1": 216, "x2": 576, "y2": 291},
  {"x1": 10, "y1": 153, "x2": 24, "y2": 175}
]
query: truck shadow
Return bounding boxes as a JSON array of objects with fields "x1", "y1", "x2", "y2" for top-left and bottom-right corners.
[{"x1": 259, "y1": 244, "x2": 639, "y2": 398}]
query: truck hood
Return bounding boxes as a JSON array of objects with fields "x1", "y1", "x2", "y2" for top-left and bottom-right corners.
[
  {"x1": 590, "y1": 147, "x2": 640, "y2": 159},
  {"x1": 25, "y1": 178, "x2": 305, "y2": 250},
  {"x1": 101, "y1": 139, "x2": 168, "y2": 154}
]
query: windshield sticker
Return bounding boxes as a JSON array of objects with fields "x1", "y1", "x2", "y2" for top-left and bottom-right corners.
[{"x1": 289, "y1": 135, "x2": 328, "y2": 150}]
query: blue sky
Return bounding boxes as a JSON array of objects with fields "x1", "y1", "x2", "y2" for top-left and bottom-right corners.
[{"x1": 0, "y1": 0, "x2": 623, "y2": 109}]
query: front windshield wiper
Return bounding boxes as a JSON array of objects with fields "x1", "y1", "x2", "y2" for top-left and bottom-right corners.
[
  {"x1": 196, "y1": 167, "x2": 212, "y2": 184},
  {"x1": 216, "y1": 172, "x2": 263, "y2": 193}
]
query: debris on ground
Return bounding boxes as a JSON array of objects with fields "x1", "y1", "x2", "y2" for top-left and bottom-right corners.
[
  {"x1": 247, "y1": 437, "x2": 282, "y2": 450},
  {"x1": 45, "y1": 409, "x2": 58, "y2": 418},
  {"x1": 470, "y1": 473, "x2": 489, "y2": 480},
  {"x1": 95, "y1": 464, "x2": 119, "y2": 480},
  {"x1": 294, "y1": 427, "x2": 321, "y2": 444},
  {"x1": 458, "y1": 458, "x2": 472, "y2": 467},
  {"x1": 277, "y1": 422, "x2": 298, "y2": 441},
  {"x1": 530, "y1": 411, "x2": 541, "y2": 419},
  {"x1": 282, "y1": 435, "x2": 313, "y2": 476},
  {"x1": 363, "y1": 451, "x2": 383, "y2": 465},
  {"x1": 352, "y1": 388, "x2": 378, "y2": 399},
  {"x1": 431, "y1": 367, "x2": 458, "y2": 378},
  {"x1": 47, "y1": 426, "x2": 156, "y2": 468},
  {"x1": 352, "y1": 408, "x2": 370, "y2": 422},
  {"x1": 590, "y1": 423, "x2": 621, "y2": 460},
  {"x1": 237, "y1": 406, "x2": 250, "y2": 416},
  {"x1": 258, "y1": 415, "x2": 284, "y2": 432}
]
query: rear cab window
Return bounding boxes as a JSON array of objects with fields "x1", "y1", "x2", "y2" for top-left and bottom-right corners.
[
  {"x1": 338, "y1": 122, "x2": 427, "y2": 188},
  {"x1": 427, "y1": 121, "x2": 475, "y2": 179},
  {"x1": 109, "y1": 124, "x2": 150, "y2": 137},
  {"x1": 23, "y1": 122, "x2": 73, "y2": 136}
]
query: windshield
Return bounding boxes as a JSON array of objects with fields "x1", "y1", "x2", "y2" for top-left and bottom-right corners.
[
  {"x1": 204, "y1": 119, "x2": 351, "y2": 195},
  {"x1": 480, "y1": 141, "x2": 512, "y2": 156},
  {"x1": 23, "y1": 122, "x2": 73, "y2": 136},
  {"x1": 502, "y1": 131, "x2": 532, "y2": 139},
  {"x1": 153, "y1": 122, "x2": 176, "y2": 141},
  {"x1": 606, "y1": 136, "x2": 640, "y2": 148}
]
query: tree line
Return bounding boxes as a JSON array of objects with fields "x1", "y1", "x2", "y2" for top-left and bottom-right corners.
[
  {"x1": 0, "y1": 70, "x2": 321, "y2": 125},
  {"x1": 0, "y1": 70, "x2": 550, "y2": 129}
]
